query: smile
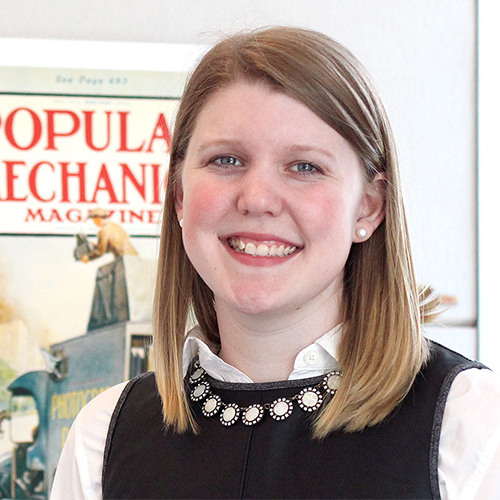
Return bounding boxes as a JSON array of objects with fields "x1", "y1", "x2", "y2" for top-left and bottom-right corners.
[{"x1": 228, "y1": 237, "x2": 298, "y2": 257}]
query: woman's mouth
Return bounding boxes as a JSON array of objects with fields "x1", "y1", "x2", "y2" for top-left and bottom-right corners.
[{"x1": 227, "y1": 237, "x2": 298, "y2": 257}]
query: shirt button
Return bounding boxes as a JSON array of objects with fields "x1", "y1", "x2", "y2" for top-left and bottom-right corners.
[{"x1": 304, "y1": 351, "x2": 319, "y2": 365}]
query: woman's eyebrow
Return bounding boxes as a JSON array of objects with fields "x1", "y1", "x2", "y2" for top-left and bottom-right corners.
[
  {"x1": 194, "y1": 140, "x2": 338, "y2": 160},
  {"x1": 194, "y1": 138, "x2": 247, "y2": 155},
  {"x1": 284, "y1": 144, "x2": 338, "y2": 163}
]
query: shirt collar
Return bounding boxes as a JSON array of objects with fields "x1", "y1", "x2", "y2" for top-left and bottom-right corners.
[{"x1": 183, "y1": 324, "x2": 341, "y2": 383}]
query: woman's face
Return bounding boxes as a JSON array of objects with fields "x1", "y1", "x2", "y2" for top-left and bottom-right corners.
[{"x1": 176, "y1": 81, "x2": 383, "y2": 321}]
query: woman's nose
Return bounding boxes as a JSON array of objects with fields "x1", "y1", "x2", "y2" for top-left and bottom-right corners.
[{"x1": 236, "y1": 166, "x2": 283, "y2": 217}]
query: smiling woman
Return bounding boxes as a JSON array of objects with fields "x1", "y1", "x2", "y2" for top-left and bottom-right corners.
[
  {"x1": 159, "y1": 27, "x2": 424, "y2": 433},
  {"x1": 50, "y1": 27, "x2": 500, "y2": 500},
  {"x1": 177, "y1": 82, "x2": 380, "y2": 331}
]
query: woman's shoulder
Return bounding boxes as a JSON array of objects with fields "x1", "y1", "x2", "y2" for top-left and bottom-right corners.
[
  {"x1": 64, "y1": 379, "x2": 129, "y2": 452},
  {"x1": 50, "y1": 380, "x2": 131, "y2": 500},
  {"x1": 439, "y1": 366, "x2": 500, "y2": 498},
  {"x1": 80, "y1": 380, "x2": 129, "y2": 421},
  {"x1": 440, "y1": 344, "x2": 500, "y2": 431},
  {"x1": 71, "y1": 373, "x2": 157, "y2": 458},
  {"x1": 446, "y1": 365, "x2": 500, "y2": 412}
]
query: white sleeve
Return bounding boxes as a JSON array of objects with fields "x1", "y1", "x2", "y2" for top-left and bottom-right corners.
[
  {"x1": 439, "y1": 367, "x2": 500, "y2": 499},
  {"x1": 49, "y1": 382, "x2": 126, "y2": 500}
]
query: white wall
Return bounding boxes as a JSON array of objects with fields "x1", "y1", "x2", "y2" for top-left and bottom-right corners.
[
  {"x1": 1, "y1": 1, "x2": 478, "y2": 340},
  {"x1": 477, "y1": 0, "x2": 500, "y2": 369}
]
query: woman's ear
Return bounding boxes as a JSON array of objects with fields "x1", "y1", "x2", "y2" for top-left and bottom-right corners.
[{"x1": 353, "y1": 173, "x2": 386, "y2": 243}]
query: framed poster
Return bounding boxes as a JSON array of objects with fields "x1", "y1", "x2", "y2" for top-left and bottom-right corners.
[{"x1": 0, "y1": 38, "x2": 206, "y2": 497}]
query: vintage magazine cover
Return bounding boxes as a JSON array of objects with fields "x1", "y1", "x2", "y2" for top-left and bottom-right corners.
[{"x1": 0, "y1": 48, "x2": 196, "y2": 497}]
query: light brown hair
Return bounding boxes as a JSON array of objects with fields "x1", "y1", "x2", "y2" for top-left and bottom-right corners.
[{"x1": 154, "y1": 26, "x2": 435, "y2": 437}]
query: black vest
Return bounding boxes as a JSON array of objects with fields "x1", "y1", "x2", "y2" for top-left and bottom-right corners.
[{"x1": 102, "y1": 342, "x2": 484, "y2": 499}]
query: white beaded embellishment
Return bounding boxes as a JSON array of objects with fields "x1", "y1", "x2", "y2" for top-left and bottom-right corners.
[
  {"x1": 220, "y1": 403, "x2": 240, "y2": 426},
  {"x1": 202, "y1": 394, "x2": 222, "y2": 417},
  {"x1": 190, "y1": 381, "x2": 210, "y2": 402},
  {"x1": 242, "y1": 404, "x2": 264, "y2": 426},
  {"x1": 269, "y1": 398, "x2": 294, "y2": 421},
  {"x1": 188, "y1": 360, "x2": 341, "y2": 427},
  {"x1": 297, "y1": 387, "x2": 323, "y2": 412},
  {"x1": 189, "y1": 367, "x2": 206, "y2": 384},
  {"x1": 323, "y1": 371, "x2": 342, "y2": 394}
]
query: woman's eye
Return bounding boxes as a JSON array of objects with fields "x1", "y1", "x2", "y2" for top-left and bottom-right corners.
[
  {"x1": 212, "y1": 156, "x2": 242, "y2": 167},
  {"x1": 290, "y1": 162, "x2": 320, "y2": 174}
]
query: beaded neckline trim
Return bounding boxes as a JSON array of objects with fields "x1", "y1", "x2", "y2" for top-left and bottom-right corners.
[{"x1": 188, "y1": 359, "x2": 342, "y2": 427}]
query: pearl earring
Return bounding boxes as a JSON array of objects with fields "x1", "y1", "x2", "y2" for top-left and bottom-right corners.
[
  {"x1": 179, "y1": 219, "x2": 183, "y2": 228},
  {"x1": 356, "y1": 228, "x2": 367, "y2": 239}
]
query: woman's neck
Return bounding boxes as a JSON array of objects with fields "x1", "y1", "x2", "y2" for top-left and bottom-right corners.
[{"x1": 216, "y1": 300, "x2": 340, "y2": 383}]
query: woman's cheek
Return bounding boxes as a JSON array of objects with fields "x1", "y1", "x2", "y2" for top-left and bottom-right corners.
[
  {"x1": 300, "y1": 192, "x2": 340, "y2": 230},
  {"x1": 183, "y1": 179, "x2": 229, "y2": 226}
]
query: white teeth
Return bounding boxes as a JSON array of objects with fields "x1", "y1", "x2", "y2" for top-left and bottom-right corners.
[
  {"x1": 244, "y1": 242, "x2": 256, "y2": 255},
  {"x1": 256, "y1": 243, "x2": 269, "y2": 256},
  {"x1": 229, "y1": 238, "x2": 297, "y2": 258}
]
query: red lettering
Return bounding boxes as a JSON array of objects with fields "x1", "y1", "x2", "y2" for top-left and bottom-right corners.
[
  {"x1": 91, "y1": 164, "x2": 119, "y2": 203},
  {"x1": 45, "y1": 110, "x2": 80, "y2": 150},
  {"x1": 48, "y1": 209, "x2": 63, "y2": 222},
  {"x1": 28, "y1": 162, "x2": 56, "y2": 202},
  {"x1": 22, "y1": 206, "x2": 161, "y2": 226},
  {"x1": 120, "y1": 164, "x2": 146, "y2": 203},
  {"x1": 25, "y1": 208, "x2": 45, "y2": 222},
  {"x1": 150, "y1": 164, "x2": 162, "y2": 204},
  {"x1": 129, "y1": 210, "x2": 144, "y2": 223},
  {"x1": 117, "y1": 112, "x2": 145, "y2": 152},
  {"x1": 66, "y1": 209, "x2": 83, "y2": 223},
  {"x1": 61, "y1": 162, "x2": 88, "y2": 203},
  {"x1": 5, "y1": 108, "x2": 42, "y2": 150},
  {"x1": 148, "y1": 210, "x2": 160, "y2": 224},
  {"x1": 3, "y1": 161, "x2": 27, "y2": 201},
  {"x1": 145, "y1": 113, "x2": 171, "y2": 153},
  {"x1": 83, "y1": 111, "x2": 112, "y2": 151}
]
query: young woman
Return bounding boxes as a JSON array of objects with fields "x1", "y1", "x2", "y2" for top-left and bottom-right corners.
[{"x1": 51, "y1": 27, "x2": 500, "y2": 499}]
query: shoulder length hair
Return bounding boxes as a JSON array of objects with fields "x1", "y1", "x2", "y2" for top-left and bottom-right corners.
[{"x1": 154, "y1": 26, "x2": 435, "y2": 437}]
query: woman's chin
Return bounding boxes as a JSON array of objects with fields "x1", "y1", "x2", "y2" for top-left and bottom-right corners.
[{"x1": 220, "y1": 289, "x2": 291, "y2": 318}]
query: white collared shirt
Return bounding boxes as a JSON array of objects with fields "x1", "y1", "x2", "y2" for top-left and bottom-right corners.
[
  {"x1": 182, "y1": 324, "x2": 342, "y2": 382},
  {"x1": 51, "y1": 327, "x2": 500, "y2": 500}
]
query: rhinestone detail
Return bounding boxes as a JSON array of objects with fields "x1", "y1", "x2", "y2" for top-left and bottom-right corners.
[
  {"x1": 190, "y1": 381, "x2": 210, "y2": 402},
  {"x1": 202, "y1": 394, "x2": 222, "y2": 417},
  {"x1": 188, "y1": 360, "x2": 341, "y2": 427},
  {"x1": 220, "y1": 404, "x2": 240, "y2": 426},
  {"x1": 242, "y1": 404, "x2": 264, "y2": 426},
  {"x1": 323, "y1": 371, "x2": 342, "y2": 394},
  {"x1": 189, "y1": 367, "x2": 206, "y2": 384},
  {"x1": 297, "y1": 387, "x2": 323, "y2": 412},
  {"x1": 269, "y1": 398, "x2": 293, "y2": 421}
]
